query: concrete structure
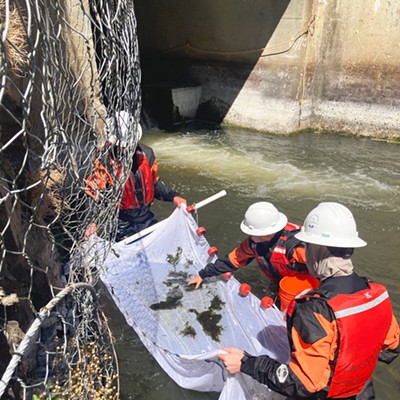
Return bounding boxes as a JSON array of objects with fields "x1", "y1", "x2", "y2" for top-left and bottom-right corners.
[
  {"x1": 135, "y1": 0, "x2": 400, "y2": 138},
  {"x1": 143, "y1": 83, "x2": 202, "y2": 128}
]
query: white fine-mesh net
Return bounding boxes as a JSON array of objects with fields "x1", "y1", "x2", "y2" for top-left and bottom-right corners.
[{"x1": 100, "y1": 208, "x2": 290, "y2": 399}]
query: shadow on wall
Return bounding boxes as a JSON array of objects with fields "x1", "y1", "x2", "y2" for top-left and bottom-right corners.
[{"x1": 135, "y1": 0, "x2": 291, "y2": 130}]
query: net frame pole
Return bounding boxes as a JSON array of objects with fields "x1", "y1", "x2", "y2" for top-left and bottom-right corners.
[{"x1": 119, "y1": 190, "x2": 227, "y2": 245}]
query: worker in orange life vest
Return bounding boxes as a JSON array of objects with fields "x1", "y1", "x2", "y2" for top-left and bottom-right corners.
[
  {"x1": 188, "y1": 202, "x2": 309, "y2": 289},
  {"x1": 218, "y1": 202, "x2": 399, "y2": 400},
  {"x1": 85, "y1": 111, "x2": 186, "y2": 241}
]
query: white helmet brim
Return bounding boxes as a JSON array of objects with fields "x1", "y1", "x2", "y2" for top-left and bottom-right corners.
[
  {"x1": 295, "y1": 229, "x2": 367, "y2": 248},
  {"x1": 295, "y1": 202, "x2": 367, "y2": 248}
]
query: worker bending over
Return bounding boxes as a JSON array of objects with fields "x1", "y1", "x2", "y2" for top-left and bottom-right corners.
[{"x1": 188, "y1": 202, "x2": 309, "y2": 288}]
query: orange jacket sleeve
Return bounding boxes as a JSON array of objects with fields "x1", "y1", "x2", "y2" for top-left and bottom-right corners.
[
  {"x1": 228, "y1": 238, "x2": 255, "y2": 268},
  {"x1": 85, "y1": 159, "x2": 114, "y2": 200},
  {"x1": 379, "y1": 314, "x2": 400, "y2": 363},
  {"x1": 240, "y1": 300, "x2": 338, "y2": 398},
  {"x1": 292, "y1": 246, "x2": 306, "y2": 265},
  {"x1": 289, "y1": 311, "x2": 337, "y2": 393},
  {"x1": 151, "y1": 158, "x2": 160, "y2": 184},
  {"x1": 384, "y1": 314, "x2": 400, "y2": 349}
]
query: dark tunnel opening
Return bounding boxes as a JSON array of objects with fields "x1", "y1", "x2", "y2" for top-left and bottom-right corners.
[{"x1": 134, "y1": 0, "x2": 292, "y2": 130}]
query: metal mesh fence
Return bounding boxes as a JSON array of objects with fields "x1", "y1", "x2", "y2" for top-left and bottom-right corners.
[{"x1": 0, "y1": 0, "x2": 141, "y2": 397}]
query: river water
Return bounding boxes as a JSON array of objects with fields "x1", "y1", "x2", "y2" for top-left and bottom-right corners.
[{"x1": 102, "y1": 127, "x2": 400, "y2": 400}]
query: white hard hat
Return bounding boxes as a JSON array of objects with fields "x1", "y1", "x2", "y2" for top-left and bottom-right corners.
[
  {"x1": 240, "y1": 202, "x2": 288, "y2": 236},
  {"x1": 105, "y1": 111, "x2": 140, "y2": 147},
  {"x1": 295, "y1": 202, "x2": 367, "y2": 248}
]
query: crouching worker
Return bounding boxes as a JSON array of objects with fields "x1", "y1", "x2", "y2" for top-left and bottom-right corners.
[
  {"x1": 218, "y1": 202, "x2": 399, "y2": 400},
  {"x1": 85, "y1": 111, "x2": 186, "y2": 241},
  {"x1": 188, "y1": 202, "x2": 309, "y2": 289}
]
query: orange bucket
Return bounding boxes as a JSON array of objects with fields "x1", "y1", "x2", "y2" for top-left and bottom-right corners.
[{"x1": 278, "y1": 275, "x2": 319, "y2": 312}]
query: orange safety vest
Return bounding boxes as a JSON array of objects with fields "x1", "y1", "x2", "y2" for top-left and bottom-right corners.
[
  {"x1": 252, "y1": 223, "x2": 305, "y2": 282},
  {"x1": 120, "y1": 148, "x2": 155, "y2": 210},
  {"x1": 292, "y1": 283, "x2": 393, "y2": 398},
  {"x1": 326, "y1": 283, "x2": 393, "y2": 398},
  {"x1": 85, "y1": 146, "x2": 156, "y2": 209}
]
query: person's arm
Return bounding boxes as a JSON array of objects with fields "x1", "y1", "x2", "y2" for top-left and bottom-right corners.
[
  {"x1": 219, "y1": 301, "x2": 336, "y2": 398},
  {"x1": 283, "y1": 303, "x2": 337, "y2": 396},
  {"x1": 188, "y1": 238, "x2": 255, "y2": 288},
  {"x1": 219, "y1": 349, "x2": 313, "y2": 398},
  {"x1": 199, "y1": 257, "x2": 238, "y2": 279},
  {"x1": 150, "y1": 158, "x2": 186, "y2": 205},
  {"x1": 226, "y1": 237, "x2": 255, "y2": 268},
  {"x1": 200, "y1": 238, "x2": 256, "y2": 278},
  {"x1": 151, "y1": 158, "x2": 179, "y2": 201},
  {"x1": 379, "y1": 314, "x2": 400, "y2": 364}
]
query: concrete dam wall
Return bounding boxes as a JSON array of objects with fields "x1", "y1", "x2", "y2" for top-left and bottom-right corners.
[{"x1": 135, "y1": 0, "x2": 400, "y2": 139}]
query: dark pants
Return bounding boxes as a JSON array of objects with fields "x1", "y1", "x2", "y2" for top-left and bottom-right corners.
[
  {"x1": 355, "y1": 380, "x2": 375, "y2": 400},
  {"x1": 116, "y1": 209, "x2": 158, "y2": 242}
]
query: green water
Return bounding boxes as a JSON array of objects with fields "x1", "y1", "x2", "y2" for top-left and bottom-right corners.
[{"x1": 103, "y1": 127, "x2": 400, "y2": 399}]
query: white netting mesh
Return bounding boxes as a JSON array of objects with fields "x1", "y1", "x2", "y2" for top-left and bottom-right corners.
[
  {"x1": 0, "y1": 0, "x2": 140, "y2": 398},
  {"x1": 99, "y1": 207, "x2": 289, "y2": 400}
]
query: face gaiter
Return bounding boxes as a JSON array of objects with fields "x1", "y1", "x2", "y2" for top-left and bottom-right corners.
[{"x1": 306, "y1": 244, "x2": 353, "y2": 281}]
